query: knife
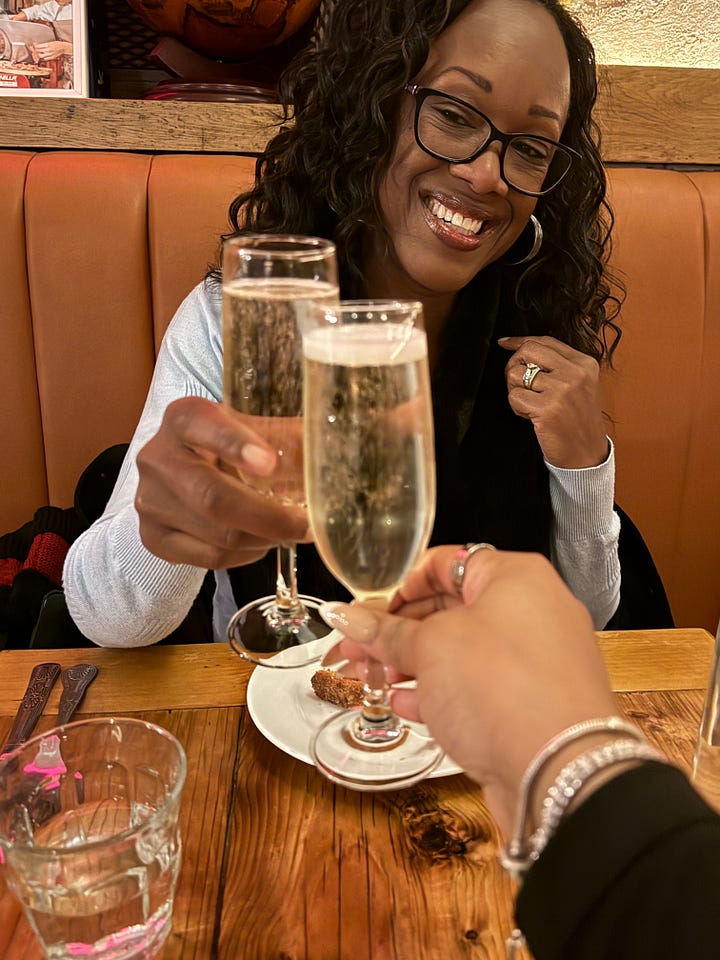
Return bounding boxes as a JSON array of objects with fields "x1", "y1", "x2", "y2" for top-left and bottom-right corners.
[
  {"x1": 6, "y1": 665, "x2": 100, "y2": 824},
  {"x1": 0, "y1": 662, "x2": 61, "y2": 757},
  {"x1": 56, "y1": 663, "x2": 99, "y2": 725}
]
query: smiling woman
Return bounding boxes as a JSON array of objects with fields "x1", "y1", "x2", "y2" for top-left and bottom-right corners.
[
  {"x1": 62, "y1": 0, "x2": 671, "y2": 654},
  {"x1": 369, "y1": 0, "x2": 577, "y2": 302}
]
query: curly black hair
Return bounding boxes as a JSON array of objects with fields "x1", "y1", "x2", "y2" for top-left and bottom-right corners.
[{"x1": 222, "y1": 0, "x2": 622, "y2": 363}]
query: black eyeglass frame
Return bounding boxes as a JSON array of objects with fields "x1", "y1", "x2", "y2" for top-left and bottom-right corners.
[{"x1": 404, "y1": 84, "x2": 582, "y2": 198}]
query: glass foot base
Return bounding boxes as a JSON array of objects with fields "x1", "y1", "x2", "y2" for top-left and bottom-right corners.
[
  {"x1": 227, "y1": 594, "x2": 331, "y2": 668},
  {"x1": 310, "y1": 708, "x2": 444, "y2": 791}
]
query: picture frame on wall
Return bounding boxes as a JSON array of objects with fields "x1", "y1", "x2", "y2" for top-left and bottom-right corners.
[{"x1": 0, "y1": 0, "x2": 89, "y2": 96}]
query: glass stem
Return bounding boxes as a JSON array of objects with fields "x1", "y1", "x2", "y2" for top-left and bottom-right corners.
[
  {"x1": 352, "y1": 594, "x2": 403, "y2": 744},
  {"x1": 363, "y1": 658, "x2": 392, "y2": 715},
  {"x1": 353, "y1": 658, "x2": 402, "y2": 743},
  {"x1": 275, "y1": 544, "x2": 302, "y2": 614}
]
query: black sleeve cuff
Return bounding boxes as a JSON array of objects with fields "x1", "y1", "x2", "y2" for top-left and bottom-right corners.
[{"x1": 516, "y1": 762, "x2": 720, "y2": 959}]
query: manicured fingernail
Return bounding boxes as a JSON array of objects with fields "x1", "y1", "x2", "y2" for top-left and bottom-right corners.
[
  {"x1": 242, "y1": 443, "x2": 274, "y2": 473},
  {"x1": 319, "y1": 602, "x2": 351, "y2": 630},
  {"x1": 497, "y1": 336, "x2": 511, "y2": 342},
  {"x1": 319, "y1": 602, "x2": 377, "y2": 642}
]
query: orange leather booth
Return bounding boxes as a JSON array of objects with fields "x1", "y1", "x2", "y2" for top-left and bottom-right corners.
[{"x1": 1, "y1": 151, "x2": 718, "y2": 632}]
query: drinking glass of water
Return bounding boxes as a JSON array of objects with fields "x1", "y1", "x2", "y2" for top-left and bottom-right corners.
[{"x1": 0, "y1": 716, "x2": 186, "y2": 960}]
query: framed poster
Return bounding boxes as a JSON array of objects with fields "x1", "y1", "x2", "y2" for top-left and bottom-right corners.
[{"x1": 0, "y1": 0, "x2": 88, "y2": 96}]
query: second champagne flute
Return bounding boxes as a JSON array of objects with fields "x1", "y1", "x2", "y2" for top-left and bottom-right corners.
[
  {"x1": 303, "y1": 300, "x2": 444, "y2": 789},
  {"x1": 223, "y1": 234, "x2": 339, "y2": 667}
]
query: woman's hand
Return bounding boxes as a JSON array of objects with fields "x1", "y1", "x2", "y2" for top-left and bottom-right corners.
[
  {"x1": 499, "y1": 336, "x2": 608, "y2": 468},
  {"x1": 321, "y1": 546, "x2": 617, "y2": 833},
  {"x1": 135, "y1": 396, "x2": 310, "y2": 569}
]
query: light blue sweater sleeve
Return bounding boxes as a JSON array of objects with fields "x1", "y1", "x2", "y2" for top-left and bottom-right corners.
[
  {"x1": 546, "y1": 439, "x2": 621, "y2": 629},
  {"x1": 63, "y1": 283, "x2": 231, "y2": 647}
]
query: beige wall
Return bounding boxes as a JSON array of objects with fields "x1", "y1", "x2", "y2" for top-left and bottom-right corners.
[{"x1": 565, "y1": 0, "x2": 720, "y2": 69}]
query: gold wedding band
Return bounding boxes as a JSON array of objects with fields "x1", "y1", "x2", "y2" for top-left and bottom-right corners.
[{"x1": 522, "y1": 362, "x2": 541, "y2": 390}]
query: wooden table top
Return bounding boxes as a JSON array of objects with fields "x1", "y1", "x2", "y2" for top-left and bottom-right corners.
[{"x1": 0, "y1": 627, "x2": 714, "y2": 959}]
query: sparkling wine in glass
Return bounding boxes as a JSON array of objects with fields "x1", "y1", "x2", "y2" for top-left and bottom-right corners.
[
  {"x1": 223, "y1": 234, "x2": 339, "y2": 668},
  {"x1": 302, "y1": 300, "x2": 444, "y2": 789}
]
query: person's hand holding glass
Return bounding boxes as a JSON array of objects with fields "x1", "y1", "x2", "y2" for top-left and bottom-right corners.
[
  {"x1": 302, "y1": 300, "x2": 443, "y2": 789},
  {"x1": 223, "y1": 234, "x2": 339, "y2": 667}
]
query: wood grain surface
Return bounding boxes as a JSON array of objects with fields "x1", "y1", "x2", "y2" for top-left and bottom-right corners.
[
  {"x1": 0, "y1": 644, "x2": 254, "y2": 714},
  {"x1": 0, "y1": 706, "x2": 242, "y2": 960},
  {"x1": 597, "y1": 64, "x2": 720, "y2": 164},
  {"x1": 0, "y1": 629, "x2": 711, "y2": 717},
  {"x1": 0, "y1": 629, "x2": 714, "y2": 960},
  {"x1": 0, "y1": 98, "x2": 284, "y2": 154},
  {"x1": 218, "y1": 718, "x2": 517, "y2": 960},
  {"x1": 618, "y1": 689, "x2": 704, "y2": 774},
  {"x1": 0, "y1": 65, "x2": 717, "y2": 163},
  {"x1": 597, "y1": 628, "x2": 714, "y2": 692}
]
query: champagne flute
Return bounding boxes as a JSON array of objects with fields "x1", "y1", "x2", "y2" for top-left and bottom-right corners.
[
  {"x1": 302, "y1": 300, "x2": 444, "y2": 789},
  {"x1": 223, "y1": 234, "x2": 339, "y2": 668}
]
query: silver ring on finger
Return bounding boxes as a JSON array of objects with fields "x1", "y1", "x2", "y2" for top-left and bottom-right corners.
[
  {"x1": 451, "y1": 542, "x2": 496, "y2": 596},
  {"x1": 522, "y1": 361, "x2": 542, "y2": 391}
]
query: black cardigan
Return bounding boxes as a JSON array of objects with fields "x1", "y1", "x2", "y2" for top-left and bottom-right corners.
[
  {"x1": 229, "y1": 267, "x2": 551, "y2": 608},
  {"x1": 517, "y1": 763, "x2": 720, "y2": 959},
  {"x1": 228, "y1": 266, "x2": 672, "y2": 628}
]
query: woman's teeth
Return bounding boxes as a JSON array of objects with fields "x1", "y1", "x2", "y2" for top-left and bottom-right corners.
[{"x1": 426, "y1": 199, "x2": 484, "y2": 236}]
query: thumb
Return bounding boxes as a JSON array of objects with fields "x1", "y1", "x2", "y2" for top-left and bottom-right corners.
[
  {"x1": 497, "y1": 336, "x2": 524, "y2": 351},
  {"x1": 319, "y1": 601, "x2": 420, "y2": 676}
]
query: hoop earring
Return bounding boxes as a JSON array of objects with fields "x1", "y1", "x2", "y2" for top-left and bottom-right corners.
[{"x1": 504, "y1": 214, "x2": 543, "y2": 266}]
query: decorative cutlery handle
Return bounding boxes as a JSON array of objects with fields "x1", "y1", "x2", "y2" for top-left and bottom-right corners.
[
  {"x1": 57, "y1": 664, "x2": 99, "y2": 725},
  {"x1": 1, "y1": 662, "x2": 61, "y2": 755}
]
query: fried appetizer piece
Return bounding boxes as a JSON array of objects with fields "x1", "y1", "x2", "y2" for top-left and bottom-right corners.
[{"x1": 311, "y1": 669, "x2": 364, "y2": 708}]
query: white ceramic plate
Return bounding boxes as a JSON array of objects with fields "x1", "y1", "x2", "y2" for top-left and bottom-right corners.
[{"x1": 246, "y1": 634, "x2": 463, "y2": 779}]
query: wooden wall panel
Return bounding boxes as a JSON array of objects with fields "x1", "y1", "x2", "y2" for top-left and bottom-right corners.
[{"x1": 0, "y1": 65, "x2": 718, "y2": 164}]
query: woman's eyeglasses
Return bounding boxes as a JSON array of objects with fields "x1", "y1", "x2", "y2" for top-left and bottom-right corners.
[{"x1": 404, "y1": 85, "x2": 581, "y2": 197}]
